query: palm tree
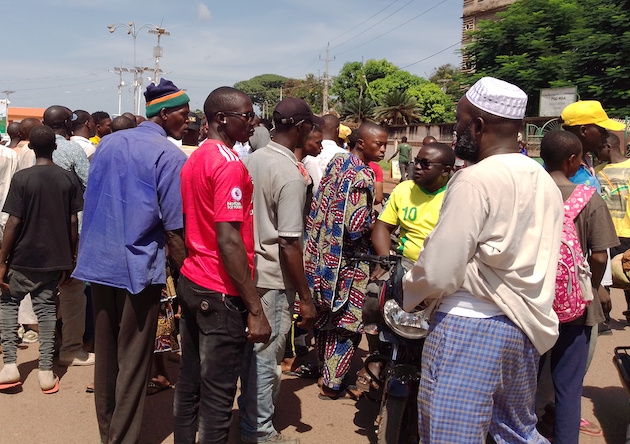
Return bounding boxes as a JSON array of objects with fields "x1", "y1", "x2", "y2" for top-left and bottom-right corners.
[
  {"x1": 374, "y1": 90, "x2": 421, "y2": 125},
  {"x1": 340, "y1": 96, "x2": 376, "y2": 123}
]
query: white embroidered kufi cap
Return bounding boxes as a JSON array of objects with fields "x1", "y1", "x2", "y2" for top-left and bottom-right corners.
[{"x1": 465, "y1": 77, "x2": 527, "y2": 120}]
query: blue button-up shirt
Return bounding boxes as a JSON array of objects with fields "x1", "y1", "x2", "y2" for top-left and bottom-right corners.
[{"x1": 72, "y1": 121, "x2": 186, "y2": 294}]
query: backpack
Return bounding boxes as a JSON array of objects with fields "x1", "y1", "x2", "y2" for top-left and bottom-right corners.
[{"x1": 553, "y1": 185, "x2": 596, "y2": 323}]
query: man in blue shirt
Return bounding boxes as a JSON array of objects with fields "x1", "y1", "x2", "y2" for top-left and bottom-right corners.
[{"x1": 73, "y1": 79, "x2": 189, "y2": 444}]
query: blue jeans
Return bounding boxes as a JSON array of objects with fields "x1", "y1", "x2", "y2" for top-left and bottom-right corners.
[
  {"x1": 540, "y1": 324, "x2": 591, "y2": 444},
  {"x1": 173, "y1": 275, "x2": 248, "y2": 444},
  {"x1": 0, "y1": 269, "x2": 61, "y2": 370},
  {"x1": 238, "y1": 289, "x2": 293, "y2": 442}
]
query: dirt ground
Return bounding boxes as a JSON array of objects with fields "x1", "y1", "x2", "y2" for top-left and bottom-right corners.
[
  {"x1": 0, "y1": 177, "x2": 629, "y2": 443},
  {"x1": 0, "y1": 289, "x2": 628, "y2": 443}
]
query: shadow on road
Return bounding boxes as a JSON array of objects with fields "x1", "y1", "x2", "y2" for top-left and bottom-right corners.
[{"x1": 583, "y1": 384, "x2": 628, "y2": 444}]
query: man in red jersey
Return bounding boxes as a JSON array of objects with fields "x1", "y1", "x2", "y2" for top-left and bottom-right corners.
[{"x1": 174, "y1": 86, "x2": 271, "y2": 444}]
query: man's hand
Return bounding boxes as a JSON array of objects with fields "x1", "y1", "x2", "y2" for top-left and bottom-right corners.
[
  {"x1": 0, "y1": 264, "x2": 8, "y2": 292},
  {"x1": 59, "y1": 268, "x2": 76, "y2": 287},
  {"x1": 598, "y1": 285, "x2": 612, "y2": 315},
  {"x1": 247, "y1": 312, "x2": 272, "y2": 343},
  {"x1": 297, "y1": 298, "x2": 317, "y2": 330},
  {"x1": 370, "y1": 264, "x2": 388, "y2": 281}
]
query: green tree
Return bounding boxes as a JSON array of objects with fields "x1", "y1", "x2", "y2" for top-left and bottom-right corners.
[
  {"x1": 374, "y1": 90, "x2": 421, "y2": 125},
  {"x1": 234, "y1": 74, "x2": 287, "y2": 110},
  {"x1": 464, "y1": 0, "x2": 630, "y2": 116},
  {"x1": 429, "y1": 63, "x2": 469, "y2": 102},
  {"x1": 330, "y1": 59, "x2": 398, "y2": 104},
  {"x1": 283, "y1": 74, "x2": 324, "y2": 114},
  {"x1": 409, "y1": 83, "x2": 455, "y2": 123},
  {"x1": 340, "y1": 96, "x2": 376, "y2": 123},
  {"x1": 369, "y1": 70, "x2": 427, "y2": 103}
]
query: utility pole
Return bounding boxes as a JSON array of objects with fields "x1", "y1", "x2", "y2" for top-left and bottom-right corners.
[
  {"x1": 149, "y1": 27, "x2": 170, "y2": 84},
  {"x1": 133, "y1": 66, "x2": 152, "y2": 114},
  {"x1": 107, "y1": 22, "x2": 154, "y2": 115},
  {"x1": 110, "y1": 67, "x2": 129, "y2": 116},
  {"x1": 320, "y1": 43, "x2": 335, "y2": 114},
  {"x1": 1, "y1": 90, "x2": 15, "y2": 103}
]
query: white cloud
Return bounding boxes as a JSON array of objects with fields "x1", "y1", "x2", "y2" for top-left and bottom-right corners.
[{"x1": 197, "y1": 3, "x2": 211, "y2": 21}]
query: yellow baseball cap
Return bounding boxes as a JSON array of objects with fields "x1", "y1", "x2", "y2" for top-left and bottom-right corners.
[
  {"x1": 560, "y1": 100, "x2": 625, "y2": 131},
  {"x1": 338, "y1": 124, "x2": 352, "y2": 141}
]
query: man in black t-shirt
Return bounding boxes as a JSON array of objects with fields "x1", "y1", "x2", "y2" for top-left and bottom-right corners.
[{"x1": 0, "y1": 125, "x2": 83, "y2": 394}]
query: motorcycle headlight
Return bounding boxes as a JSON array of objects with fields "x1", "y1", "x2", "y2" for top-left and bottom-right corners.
[{"x1": 383, "y1": 299, "x2": 429, "y2": 340}]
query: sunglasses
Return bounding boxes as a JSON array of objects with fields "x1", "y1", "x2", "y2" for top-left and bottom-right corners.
[
  {"x1": 414, "y1": 158, "x2": 444, "y2": 169},
  {"x1": 223, "y1": 111, "x2": 257, "y2": 123}
]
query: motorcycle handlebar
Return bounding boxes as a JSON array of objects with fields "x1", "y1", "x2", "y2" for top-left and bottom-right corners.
[{"x1": 348, "y1": 253, "x2": 401, "y2": 267}]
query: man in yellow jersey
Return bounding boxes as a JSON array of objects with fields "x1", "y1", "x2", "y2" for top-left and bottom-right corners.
[
  {"x1": 597, "y1": 132, "x2": 630, "y2": 324},
  {"x1": 371, "y1": 142, "x2": 455, "y2": 274}
]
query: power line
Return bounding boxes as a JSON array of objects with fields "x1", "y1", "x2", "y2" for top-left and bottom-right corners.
[
  {"x1": 330, "y1": 0, "x2": 415, "y2": 51},
  {"x1": 12, "y1": 76, "x2": 112, "y2": 92},
  {"x1": 302, "y1": 0, "x2": 404, "y2": 73},
  {"x1": 328, "y1": 0, "x2": 401, "y2": 44},
  {"x1": 399, "y1": 41, "x2": 460, "y2": 69},
  {"x1": 333, "y1": 0, "x2": 448, "y2": 57},
  {"x1": 3, "y1": 69, "x2": 112, "y2": 83}
]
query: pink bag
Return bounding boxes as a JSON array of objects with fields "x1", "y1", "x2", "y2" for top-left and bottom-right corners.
[{"x1": 553, "y1": 185, "x2": 595, "y2": 323}]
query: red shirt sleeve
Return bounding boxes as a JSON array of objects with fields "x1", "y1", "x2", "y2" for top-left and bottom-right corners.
[{"x1": 369, "y1": 162, "x2": 383, "y2": 182}]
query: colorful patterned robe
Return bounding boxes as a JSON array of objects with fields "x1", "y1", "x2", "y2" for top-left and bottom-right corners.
[{"x1": 304, "y1": 152, "x2": 375, "y2": 334}]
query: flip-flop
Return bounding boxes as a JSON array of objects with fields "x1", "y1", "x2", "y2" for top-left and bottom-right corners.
[
  {"x1": 147, "y1": 380, "x2": 174, "y2": 396},
  {"x1": 41, "y1": 375, "x2": 59, "y2": 394},
  {"x1": 283, "y1": 363, "x2": 319, "y2": 379},
  {"x1": 318, "y1": 384, "x2": 362, "y2": 401},
  {"x1": 0, "y1": 380, "x2": 22, "y2": 391}
]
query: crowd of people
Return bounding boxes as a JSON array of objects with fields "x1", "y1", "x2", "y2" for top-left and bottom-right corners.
[{"x1": 0, "y1": 74, "x2": 628, "y2": 444}]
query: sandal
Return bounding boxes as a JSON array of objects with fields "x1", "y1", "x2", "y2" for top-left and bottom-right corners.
[
  {"x1": 147, "y1": 380, "x2": 174, "y2": 396},
  {"x1": 283, "y1": 363, "x2": 318, "y2": 379},
  {"x1": 318, "y1": 384, "x2": 362, "y2": 401}
]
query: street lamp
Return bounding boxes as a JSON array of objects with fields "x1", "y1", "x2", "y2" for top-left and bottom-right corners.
[{"x1": 107, "y1": 22, "x2": 155, "y2": 114}]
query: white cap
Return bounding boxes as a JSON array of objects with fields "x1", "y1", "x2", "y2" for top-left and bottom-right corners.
[{"x1": 465, "y1": 77, "x2": 527, "y2": 120}]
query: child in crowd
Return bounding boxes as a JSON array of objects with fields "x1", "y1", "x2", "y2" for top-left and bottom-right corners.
[
  {"x1": 539, "y1": 130, "x2": 618, "y2": 442},
  {"x1": 0, "y1": 125, "x2": 83, "y2": 394}
]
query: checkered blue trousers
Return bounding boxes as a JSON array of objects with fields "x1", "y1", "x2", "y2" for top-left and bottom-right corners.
[{"x1": 418, "y1": 312, "x2": 550, "y2": 444}]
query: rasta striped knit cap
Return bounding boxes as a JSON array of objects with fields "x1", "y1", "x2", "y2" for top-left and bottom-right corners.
[{"x1": 144, "y1": 78, "x2": 190, "y2": 118}]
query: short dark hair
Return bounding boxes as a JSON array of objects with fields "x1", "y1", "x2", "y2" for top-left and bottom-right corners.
[
  {"x1": 91, "y1": 111, "x2": 110, "y2": 125},
  {"x1": 357, "y1": 120, "x2": 386, "y2": 140},
  {"x1": 540, "y1": 130, "x2": 582, "y2": 170},
  {"x1": 401, "y1": 136, "x2": 407, "y2": 143},
  {"x1": 608, "y1": 132, "x2": 621, "y2": 149},
  {"x1": 111, "y1": 116, "x2": 135, "y2": 132},
  {"x1": 424, "y1": 142, "x2": 456, "y2": 167},
  {"x1": 72, "y1": 110, "x2": 91, "y2": 132},
  {"x1": 348, "y1": 129, "x2": 359, "y2": 150},
  {"x1": 29, "y1": 125, "x2": 56, "y2": 156},
  {"x1": 204, "y1": 86, "x2": 249, "y2": 121}
]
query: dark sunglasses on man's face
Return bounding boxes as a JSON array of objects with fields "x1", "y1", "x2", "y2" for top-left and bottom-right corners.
[
  {"x1": 414, "y1": 158, "x2": 444, "y2": 169},
  {"x1": 223, "y1": 111, "x2": 257, "y2": 123}
]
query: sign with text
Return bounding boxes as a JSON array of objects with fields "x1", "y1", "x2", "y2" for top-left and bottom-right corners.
[{"x1": 539, "y1": 87, "x2": 577, "y2": 117}]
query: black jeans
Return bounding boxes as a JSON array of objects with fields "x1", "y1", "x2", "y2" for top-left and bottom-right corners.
[{"x1": 173, "y1": 275, "x2": 248, "y2": 444}]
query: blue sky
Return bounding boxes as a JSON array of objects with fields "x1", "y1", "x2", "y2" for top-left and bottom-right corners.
[{"x1": 3, "y1": 0, "x2": 462, "y2": 115}]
